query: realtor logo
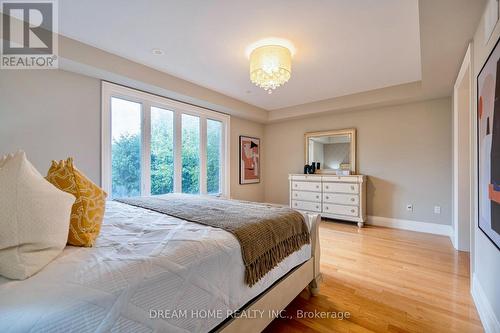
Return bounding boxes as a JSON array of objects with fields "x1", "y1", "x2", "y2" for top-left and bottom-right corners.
[{"x1": 1, "y1": 0, "x2": 58, "y2": 69}]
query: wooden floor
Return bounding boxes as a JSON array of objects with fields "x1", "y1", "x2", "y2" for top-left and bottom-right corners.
[{"x1": 264, "y1": 221, "x2": 483, "y2": 333}]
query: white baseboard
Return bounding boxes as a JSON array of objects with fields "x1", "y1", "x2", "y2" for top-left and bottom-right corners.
[
  {"x1": 366, "y1": 215, "x2": 453, "y2": 237},
  {"x1": 472, "y1": 274, "x2": 500, "y2": 333}
]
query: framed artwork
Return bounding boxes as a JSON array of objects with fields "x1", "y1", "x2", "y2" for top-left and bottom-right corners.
[
  {"x1": 239, "y1": 136, "x2": 260, "y2": 184},
  {"x1": 478, "y1": 35, "x2": 500, "y2": 251}
]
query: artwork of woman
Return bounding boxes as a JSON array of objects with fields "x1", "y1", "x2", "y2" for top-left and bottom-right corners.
[
  {"x1": 239, "y1": 136, "x2": 260, "y2": 184},
  {"x1": 478, "y1": 41, "x2": 500, "y2": 249}
]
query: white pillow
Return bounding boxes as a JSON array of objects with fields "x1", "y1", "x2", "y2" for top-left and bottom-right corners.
[{"x1": 0, "y1": 151, "x2": 75, "y2": 279}]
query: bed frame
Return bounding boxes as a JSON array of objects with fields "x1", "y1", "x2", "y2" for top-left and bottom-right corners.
[{"x1": 216, "y1": 213, "x2": 322, "y2": 333}]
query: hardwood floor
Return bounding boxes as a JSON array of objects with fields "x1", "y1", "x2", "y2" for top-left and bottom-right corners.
[{"x1": 264, "y1": 221, "x2": 483, "y2": 333}]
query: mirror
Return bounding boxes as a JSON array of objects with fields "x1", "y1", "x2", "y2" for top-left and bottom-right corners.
[{"x1": 305, "y1": 128, "x2": 356, "y2": 174}]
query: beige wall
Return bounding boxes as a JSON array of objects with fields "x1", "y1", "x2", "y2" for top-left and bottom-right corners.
[
  {"x1": 0, "y1": 69, "x2": 266, "y2": 202},
  {"x1": 264, "y1": 98, "x2": 452, "y2": 225},
  {"x1": 230, "y1": 117, "x2": 265, "y2": 202},
  {"x1": 0, "y1": 69, "x2": 101, "y2": 183}
]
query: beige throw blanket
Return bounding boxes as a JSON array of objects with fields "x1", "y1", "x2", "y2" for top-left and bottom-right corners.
[{"x1": 115, "y1": 194, "x2": 310, "y2": 286}]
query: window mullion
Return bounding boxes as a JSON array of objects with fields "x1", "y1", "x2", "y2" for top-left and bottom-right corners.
[
  {"x1": 219, "y1": 122, "x2": 224, "y2": 196},
  {"x1": 173, "y1": 111, "x2": 182, "y2": 193},
  {"x1": 141, "y1": 102, "x2": 151, "y2": 196},
  {"x1": 223, "y1": 120, "x2": 230, "y2": 197},
  {"x1": 200, "y1": 116, "x2": 207, "y2": 195}
]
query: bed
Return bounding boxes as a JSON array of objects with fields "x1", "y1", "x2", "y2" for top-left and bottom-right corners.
[{"x1": 0, "y1": 200, "x2": 321, "y2": 333}]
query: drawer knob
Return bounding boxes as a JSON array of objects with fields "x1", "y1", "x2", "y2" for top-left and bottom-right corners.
[
  {"x1": 294, "y1": 184, "x2": 298, "y2": 187},
  {"x1": 326, "y1": 186, "x2": 329, "y2": 189},
  {"x1": 294, "y1": 203, "x2": 297, "y2": 206},
  {"x1": 351, "y1": 198, "x2": 355, "y2": 202},
  {"x1": 326, "y1": 196, "x2": 329, "y2": 200},
  {"x1": 316, "y1": 206, "x2": 319, "y2": 209},
  {"x1": 351, "y1": 209, "x2": 355, "y2": 213},
  {"x1": 316, "y1": 195, "x2": 319, "y2": 199},
  {"x1": 316, "y1": 185, "x2": 319, "y2": 189},
  {"x1": 351, "y1": 186, "x2": 355, "y2": 190},
  {"x1": 325, "y1": 206, "x2": 329, "y2": 210},
  {"x1": 295, "y1": 193, "x2": 298, "y2": 197}
]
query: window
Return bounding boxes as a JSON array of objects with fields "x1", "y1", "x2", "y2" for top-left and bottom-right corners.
[
  {"x1": 111, "y1": 97, "x2": 142, "y2": 198},
  {"x1": 207, "y1": 119, "x2": 222, "y2": 194},
  {"x1": 151, "y1": 107, "x2": 174, "y2": 195},
  {"x1": 102, "y1": 82, "x2": 230, "y2": 198},
  {"x1": 181, "y1": 114, "x2": 200, "y2": 194}
]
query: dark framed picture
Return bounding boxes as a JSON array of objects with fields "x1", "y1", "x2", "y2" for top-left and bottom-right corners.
[
  {"x1": 239, "y1": 136, "x2": 260, "y2": 184},
  {"x1": 477, "y1": 35, "x2": 500, "y2": 251}
]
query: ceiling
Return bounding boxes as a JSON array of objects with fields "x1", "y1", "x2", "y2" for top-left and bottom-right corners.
[{"x1": 58, "y1": 0, "x2": 422, "y2": 111}]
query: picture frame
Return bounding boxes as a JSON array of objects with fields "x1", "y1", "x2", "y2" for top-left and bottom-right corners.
[
  {"x1": 239, "y1": 135, "x2": 260, "y2": 184},
  {"x1": 477, "y1": 35, "x2": 500, "y2": 251}
]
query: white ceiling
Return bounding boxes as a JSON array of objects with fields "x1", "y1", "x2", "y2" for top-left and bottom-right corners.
[{"x1": 58, "y1": 0, "x2": 422, "y2": 111}]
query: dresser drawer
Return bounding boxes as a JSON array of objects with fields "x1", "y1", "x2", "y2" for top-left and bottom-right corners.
[
  {"x1": 323, "y1": 203, "x2": 359, "y2": 217},
  {"x1": 289, "y1": 175, "x2": 322, "y2": 182},
  {"x1": 291, "y1": 200, "x2": 321, "y2": 212},
  {"x1": 292, "y1": 191, "x2": 321, "y2": 202},
  {"x1": 323, "y1": 182, "x2": 359, "y2": 194},
  {"x1": 323, "y1": 193, "x2": 359, "y2": 205},
  {"x1": 322, "y1": 176, "x2": 361, "y2": 183},
  {"x1": 291, "y1": 181, "x2": 321, "y2": 192}
]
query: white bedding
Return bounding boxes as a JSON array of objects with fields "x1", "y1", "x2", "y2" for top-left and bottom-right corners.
[{"x1": 0, "y1": 201, "x2": 311, "y2": 333}]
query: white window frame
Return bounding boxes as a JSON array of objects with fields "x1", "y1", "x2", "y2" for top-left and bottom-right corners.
[{"x1": 101, "y1": 81, "x2": 231, "y2": 197}]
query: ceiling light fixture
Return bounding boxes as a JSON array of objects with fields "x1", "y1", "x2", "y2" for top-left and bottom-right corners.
[{"x1": 246, "y1": 38, "x2": 295, "y2": 94}]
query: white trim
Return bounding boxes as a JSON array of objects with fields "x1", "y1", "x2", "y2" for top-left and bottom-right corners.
[
  {"x1": 141, "y1": 102, "x2": 151, "y2": 196},
  {"x1": 472, "y1": 274, "x2": 500, "y2": 333},
  {"x1": 223, "y1": 117, "x2": 231, "y2": 197},
  {"x1": 173, "y1": 111, "x2": 182, "y2": 193},
  {"x1": 200, "y1": 115, "x2": 207, "y2": 194},
  {"x1": 452, "y1": 43, "x2": 473, "y2": 252},
  {"x1": 468, "y1": 41, "x2": 476, "y2": 282},
  {"x1": 101, "y1": 81, "x2": 230, "y2": 197},
  {"x1": 101, "y1": 84, "x2": 112, "y2": 194},
  {"x1": 366, "y1": 216, "x2": 453, "y2": 237}
]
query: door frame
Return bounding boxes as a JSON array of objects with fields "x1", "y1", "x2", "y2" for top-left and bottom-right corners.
[{"x1": 452, "y1": 43, "x2": 474, "y2": 254}]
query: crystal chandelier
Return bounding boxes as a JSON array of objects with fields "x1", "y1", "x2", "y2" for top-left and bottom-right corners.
[{"x1": 247, "y1": 39, "x2": 294, "y2": 94}]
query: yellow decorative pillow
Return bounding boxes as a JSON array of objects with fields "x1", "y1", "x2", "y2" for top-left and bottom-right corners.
[{"x1": 46, "y1": 158, "x2": 107, "y2": 247}]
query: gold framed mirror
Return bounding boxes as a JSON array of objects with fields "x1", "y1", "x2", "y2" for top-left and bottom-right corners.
[{"x1": 304, "y1": 128, "x2": 357, "y2": 174}]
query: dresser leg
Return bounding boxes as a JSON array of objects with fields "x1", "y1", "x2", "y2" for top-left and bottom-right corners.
[
  {"x1": 357, "y1": 222, "x2": 364, "y2": 228},
  {"x1": 308, "y1": 274, "x2": 322, "y2": 296}
]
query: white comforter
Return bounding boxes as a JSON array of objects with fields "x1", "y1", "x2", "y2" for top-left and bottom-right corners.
[{"x1": 0, "y1": 201, "x2": 311, "y2": 333}]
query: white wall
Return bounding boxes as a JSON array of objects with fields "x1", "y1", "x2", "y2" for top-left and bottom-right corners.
[{"x1": 264, "y1": 98, "x2": 453, "y2": 225}]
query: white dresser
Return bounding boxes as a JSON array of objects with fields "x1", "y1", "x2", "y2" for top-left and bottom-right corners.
[{"x1": 289, "y1": 174, "x2": 367, "y2": 227}]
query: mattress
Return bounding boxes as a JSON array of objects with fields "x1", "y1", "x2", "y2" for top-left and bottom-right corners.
[{"x1": 0, "y1": 201, "x2": 311, "y2": 333}]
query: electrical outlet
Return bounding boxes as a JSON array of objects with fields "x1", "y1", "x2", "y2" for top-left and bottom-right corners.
[
  {"x1": 406, "y1": 204, "x2": 413, "y2": 212},
  {"x1": 434, "y1": 206, "x2": 441, "y2": 214}
]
